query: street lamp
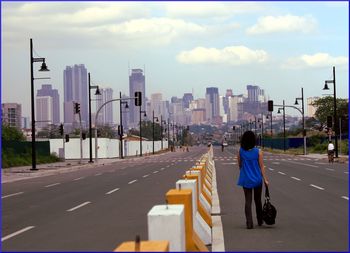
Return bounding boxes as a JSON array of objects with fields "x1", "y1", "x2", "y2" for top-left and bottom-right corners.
[
  {"x1": 30, "y1": 38, "x2": 50, "y2": 170},
  {"x1": 88, "y1": 73, "x2": 101, "y2": 163},
  {"x1": 323, "y1": 66, "x2": 338, "y2": 158},
  {"x1": 294, "y1": 87, "x2": 306, "y2": 155},
  {"x1": 152, "y1": 110, "x2": 159, "y2": 154},
  {"x1": 161, "y1": 116, "x2": 167, "y2": 151},
  {"x1": 119, "y1": 92, "x2": 129, "y2": 159},
  {"x1": 277, "y1": 100, "x2": 286, "y2": 152},
  {"x1": 139, "y1": 107, "x2": 147, "y2": 156}
]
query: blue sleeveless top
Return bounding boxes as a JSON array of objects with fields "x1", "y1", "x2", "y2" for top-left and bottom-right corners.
[{"x1": 237, "y1": 147, "x2": 262, "y2": 188}]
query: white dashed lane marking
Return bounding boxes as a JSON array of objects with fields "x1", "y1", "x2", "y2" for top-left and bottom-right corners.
[
  {"x1": 2, "y1": 192, "x2": 24, "y2": 199},
  {"x1": 142, "y1": 174, "x2": 149, "y2": 178},
  {"x1": 287, "y1": 161, "x2": 318, "y2": 168},
  {"x1": 106, "y1": 188, "x2": 120, "y2": 195},
  {"x1": 67, "y1": 201, "x2": 91, "y2": 212},
  {"x1": 128, "y1": 180, "x2": 137, "y2": 184},
  {"x1": 341, "y1": 196, "x2": 349, "y2": 200},
  {"x1": 2, "y1": 226, "x2": 35, "y2": 242},
  {"x1": 278, "y1": 171, "x2": 286, "y2": 175},
  {"x1": 291, "y1": 177, "x2": 301, "y2": 181},
  {"x1": 310, "y1": 184, "x2": 325, "y2": 191},
  {"x1": 95, "y1": 173, "x2": 102, "y2": 176},
  {"x1": 45, "y1": 183, "x2": 61, "y2": 188},
  {"x1": 73, "y1": 177, "x2": 85, "y2": 181},
  {"x1": 153, "y1": 171, "x2": 159, "y2": 174}
]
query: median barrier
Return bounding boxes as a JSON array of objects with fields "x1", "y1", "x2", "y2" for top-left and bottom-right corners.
[
  {"x1": 114, "y1": 235, "x2": 169, "y2": 252},
  {"x1": 176, "y1": 179, "x2": 212, "y2": 245},
  {"x1": 166, "y1": 189, "x2": 208, "y2": 252},
  {"x1": 147, "y1": 204, "x2": 186, "y2": 251}
]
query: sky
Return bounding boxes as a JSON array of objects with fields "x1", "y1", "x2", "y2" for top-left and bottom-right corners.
[{"x1": 1, "y1": 1, "x2": 349, "y2": 119}]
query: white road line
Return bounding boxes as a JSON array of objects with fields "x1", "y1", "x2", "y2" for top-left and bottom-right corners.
[
  {"x1": 153, "y1": 171, "x2": 159, "y2": 174},
  {"x1": 128, "y1": 180, "x2": 137, "y2": 184},
  {"x1": 106, "y1": 188, "x2": 120, "y2": 195},
  {"x1": 272, "y1": 162, "x2": 280, "y2": 165},
  {"x1": 2, "y1": 226, "x2": 35, "y2": 242},
  {"x1": 67, "y1": 201, "x2": 91, "y2": 212},
  {"x1": 291, "y1": 176, "x2": 301, "y2": 181},
  {"x1": 278, "y1": 171, "x2": 286, "y2": 175},
  {"x1": 95, "y1": 173, "x2": 102, "y2": 176},
  {"x1": 287, "y1": 161, "x2": 318, "y2": 168},
  {"x1": 2, "y1": 192, "x2": 24, "y2": 199},
  {"x1": 310, "y1": 184, "x2": 325, "y2": 190},
  {"x1": 73, "y1": 177, "x2": 85, "y2": 181},
  {"x1": 166, "y1": 165, "x2": 170, "y2": 167},
  {"x1": 268, "y1": 168, "x2": 274, "y2": 171},
  {"x1": 325, "y1": 168, "x2": 335, "y2": 171},
  {"x1": 142, "y1": 174, "x2": 149, "y2": 178},
  {"x1": 341, "y1": 196, "x2": 349, "y2": 200},
  {"x1": 45, "y1": 183, "x2": 61, "y2": 188},
  {"x1": 160, "y1": 168, "x2": 165, "y2": 170},
  {"x1": 344, "y1": 172, "x2": 349, "y2": 174}
]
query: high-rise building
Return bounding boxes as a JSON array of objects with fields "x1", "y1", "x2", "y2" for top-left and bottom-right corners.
[
  {"x1": 182, "y1": 93, "x2": 193, "y2": 109},
  {"x1": 148, "y1": 93, "x2": 169, "y2": 122},
  {"x1": 307, "y1": 97, "x2": 320, "y2": 118},
  {"x1": 95, "y1": 88, "x2": 114, "y2": 126},
  {"x1": 63, "y1": 64, "x2": 88, "y2": 127},
  {"x1": 36, "y1": 96, "x2": 53, "y2": 129},
  {"x1": 223, "y1": 89, "x2": 233, "y2": 114},
  {"x1": 36, "y1": 84, "x2": 60, "y2": 124},
  {"x1": 205, "y1": 87, "x2": 220, "y2": 123},
  {"x1": 129, "y1": 69, "x2": 146, "y2": 128},
  {"x1": 2, "y1": 103, "x2": 22, "y2": 129}
]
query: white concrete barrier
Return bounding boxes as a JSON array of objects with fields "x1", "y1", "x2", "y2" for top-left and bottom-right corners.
[{"x1": 147, "y1": 204, "x2": 186, "y2": 252}]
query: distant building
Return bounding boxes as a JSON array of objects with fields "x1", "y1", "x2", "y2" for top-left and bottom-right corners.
[
  {"x1": 205, "y1": 87, "x2": 220, "y2": 123},
  {"x1": 148, "y1": 93, "x2": 169, "y2": 121},
  {"x1": 36, "y1": 96, "x2": 53, "y2": 129},
  {"x1": 182, "y1": 93, "x2": 193, "y2": 109},
  {"x1": 228, "y1": 95, "x2": 244, "y2": 122},
  {"x1": 2, "y1": 103, "x2": 22, "y2": 129},
  {"x1": 36, "y1": 84, "x2": 60, "y2": 124},
  {"x1": 191, "y1": 108, "x2": 206, "y2": 125},
  {"x1": 63, "y1": 64, "x2": 88, "y2": 127},
  {"x1": 129, "y1": 69, "x2": 146, "y2": 128},
  {"x1": 307, "y1": 97, "x2": 319, "y2": 118},
  {"x1": 223, "y1": 89, "x2": 233, "y2": 114},
  {"x1": 95, "y1": 88, "x2": 114, "y2": 126}
]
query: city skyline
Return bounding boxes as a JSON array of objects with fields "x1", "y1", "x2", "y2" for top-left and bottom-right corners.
[{"x1": 2, "y1": 1, "x2": 348, "y2": 119}]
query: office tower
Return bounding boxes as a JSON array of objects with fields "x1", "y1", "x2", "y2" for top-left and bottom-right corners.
[
  {"x1": 63, "y1": 64, "x2": 88, "y2": 127},
  {"x1": 95, "y1": 88, "x2": 114, "y2": 126},
  {"x1": 129, "y1": 69, "x2": 146, "y2": 128},
  {"x1": 205, "y1": 87, "x2": 220, "y2": 123},
  {"x1": 182, "y1": 93, "x2": 193, "y2": 109},
  {"x1": 223, "y1": 89, "x2": 233, "y2": 114},
  {"x1": 228, "y1": 95, "x2": 244, "y2": 122},
  {"x1": 247, "y1": 85, "x2": 260, "y2": 102},
  {"x1": 2, "y1": 103, "x2": 22, "y2": 129},
  {"x1": 307, "y1": 97, "x2": 320, "y2": 118},
  {"x1": 36, "y1": 96, "x2": 53, "y2": 129},
  {"x1": 36, "y1": 84, "x2": 60, "y2": 124}
]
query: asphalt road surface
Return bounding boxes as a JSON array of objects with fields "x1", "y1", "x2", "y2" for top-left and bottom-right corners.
[
  {"x1": 2, "y1": 146, "x2": 208, "y2": 251},
  {"x1": 216, "y1": 146, "x2": 348, "y2": 251}
]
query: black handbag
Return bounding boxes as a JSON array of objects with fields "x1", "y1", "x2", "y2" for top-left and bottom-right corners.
[{"x1": 262, "y1": 184, "x2": 277, "y2": 225}]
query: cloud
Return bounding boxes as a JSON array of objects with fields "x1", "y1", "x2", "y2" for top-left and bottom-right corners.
[
  {"x1": 282, "y1": 53, "x2": 348, "y2": 69},
  {"x1": 164, "y1": 2, "x2": 265, "y2": 19},
  {"x1": 246, "y1": 14, "x2": 317, "y2": 35},
  {"x1": 176, "y1": 46, "x2": 268, "y2": 65}
]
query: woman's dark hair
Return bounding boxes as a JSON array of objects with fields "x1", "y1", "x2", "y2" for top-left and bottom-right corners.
[{"x1": 240, "y1": 131, "x2": 256, "y2": 150}]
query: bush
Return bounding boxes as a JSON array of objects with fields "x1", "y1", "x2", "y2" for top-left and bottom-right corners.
[{"x1": 2, "y1": 152, "x2": 60, "y2": 168}]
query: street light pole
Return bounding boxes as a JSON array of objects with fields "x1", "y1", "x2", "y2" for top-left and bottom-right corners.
[
  {"x1": 161, "y1": 115, "x2": 163, "y2": 150},
  {"x1": 30, "y1": 38, "x2": 49, "y2": 171},
  {"x1": 152, "y1": 111, "x2": 158, "y2": 154},
  {"x1": 88, "y1": 73, "x2": 100, "y2": 163},
  {"x1": 283, "y1": 100, "x2": 286, "y2": 152},
  {"x1": 324, "y1": 66, "x2": 338, "y2": 158},
  {"x1": 295, "y1": 87, "x2": 306, "y2": 155},
  {"x1": 139, "y1": 106, "x2": 146, "y2": 156}
]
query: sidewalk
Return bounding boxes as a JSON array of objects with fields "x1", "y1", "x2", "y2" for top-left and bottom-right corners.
[
  {"x1": 1, "y1": 158, "x2": 121, "y2": 184},
  {"x1": 1, "y1": 151, "x2": 171, "y2": 184},
  {"x1": 296, "y1": 153, "x2": 348, "y2": 163}
]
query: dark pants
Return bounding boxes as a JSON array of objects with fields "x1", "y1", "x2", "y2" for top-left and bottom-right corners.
[{"x1": 243, "y1": 185, "x2": 263, "y2": 226}]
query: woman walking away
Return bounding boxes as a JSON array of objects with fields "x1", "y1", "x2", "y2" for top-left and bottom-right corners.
[{"x1": 237, "y1": 131, "x2": 269, "y2": 229}]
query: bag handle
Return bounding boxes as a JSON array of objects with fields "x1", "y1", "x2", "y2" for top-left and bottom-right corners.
[{"x1": 265, "y1": 183, "x2": 270, "y2": 200}]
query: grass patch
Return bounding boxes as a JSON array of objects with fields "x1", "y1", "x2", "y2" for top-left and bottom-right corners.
[{"x1": 2, "y1": 152, "x2": 61, "y2": 168}]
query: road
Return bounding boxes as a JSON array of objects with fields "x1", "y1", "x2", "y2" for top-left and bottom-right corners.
[
  {"x1": 2, "y1": 147, "x2": 207, "y2": 251},
  {"x1": 216, "y1": 146, "x2": 348, "y2": 251},
  {"x1": 2, "y1": 146, "x2": 348, "y2": 251}
]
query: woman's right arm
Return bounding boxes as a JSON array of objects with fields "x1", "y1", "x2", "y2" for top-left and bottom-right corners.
[
  {"x1": 258, "y1": 150, "x2": 269, "y2": 185},
  {"x1": 237, "y1": 150, "x2": 241, "y2": 169}
]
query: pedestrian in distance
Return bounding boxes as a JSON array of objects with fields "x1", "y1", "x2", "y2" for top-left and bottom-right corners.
[
  {"x1": 327, "y1": 140, "x2": 335, "y2": 163},
  {"x1": 237, "y1": 131, "x2": 269, "y2": 229}
]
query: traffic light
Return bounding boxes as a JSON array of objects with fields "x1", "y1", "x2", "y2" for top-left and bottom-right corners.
[
  {"x1": 232, "y1": 126, "x2": 236, "y2": 131},
  {"x1": 135, "y1": 91, "x2": 142, "y2": 106},
  {"x1": 327, "y1": 116, "x2": 333, "y2": 128},
  {"x1": 74, "y1": 102, "x2": 80, "y2": 114},
  {"x1": 82, "y1": 132, "x2": 86, "y2": 140},
  {"x1": 268, "y1": 100, "x2": 273, "y2": 112},
  {"x1": 118, "y1": 125, "x2": 123, "y2": 136},
  {"x1": 59, "y1": 123, "x2": 64, "y2": 136},
  {"x1": 65, "y1": 134, "x2": 69, "y2": 142}
]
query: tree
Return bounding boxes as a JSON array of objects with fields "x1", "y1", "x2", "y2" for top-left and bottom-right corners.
[
  {"x1": 312, "y1": 96, "x2": 348, "y2": 131},
  {"x1": 2, "y1": 124, "x2": 25, "y2": 141}
]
